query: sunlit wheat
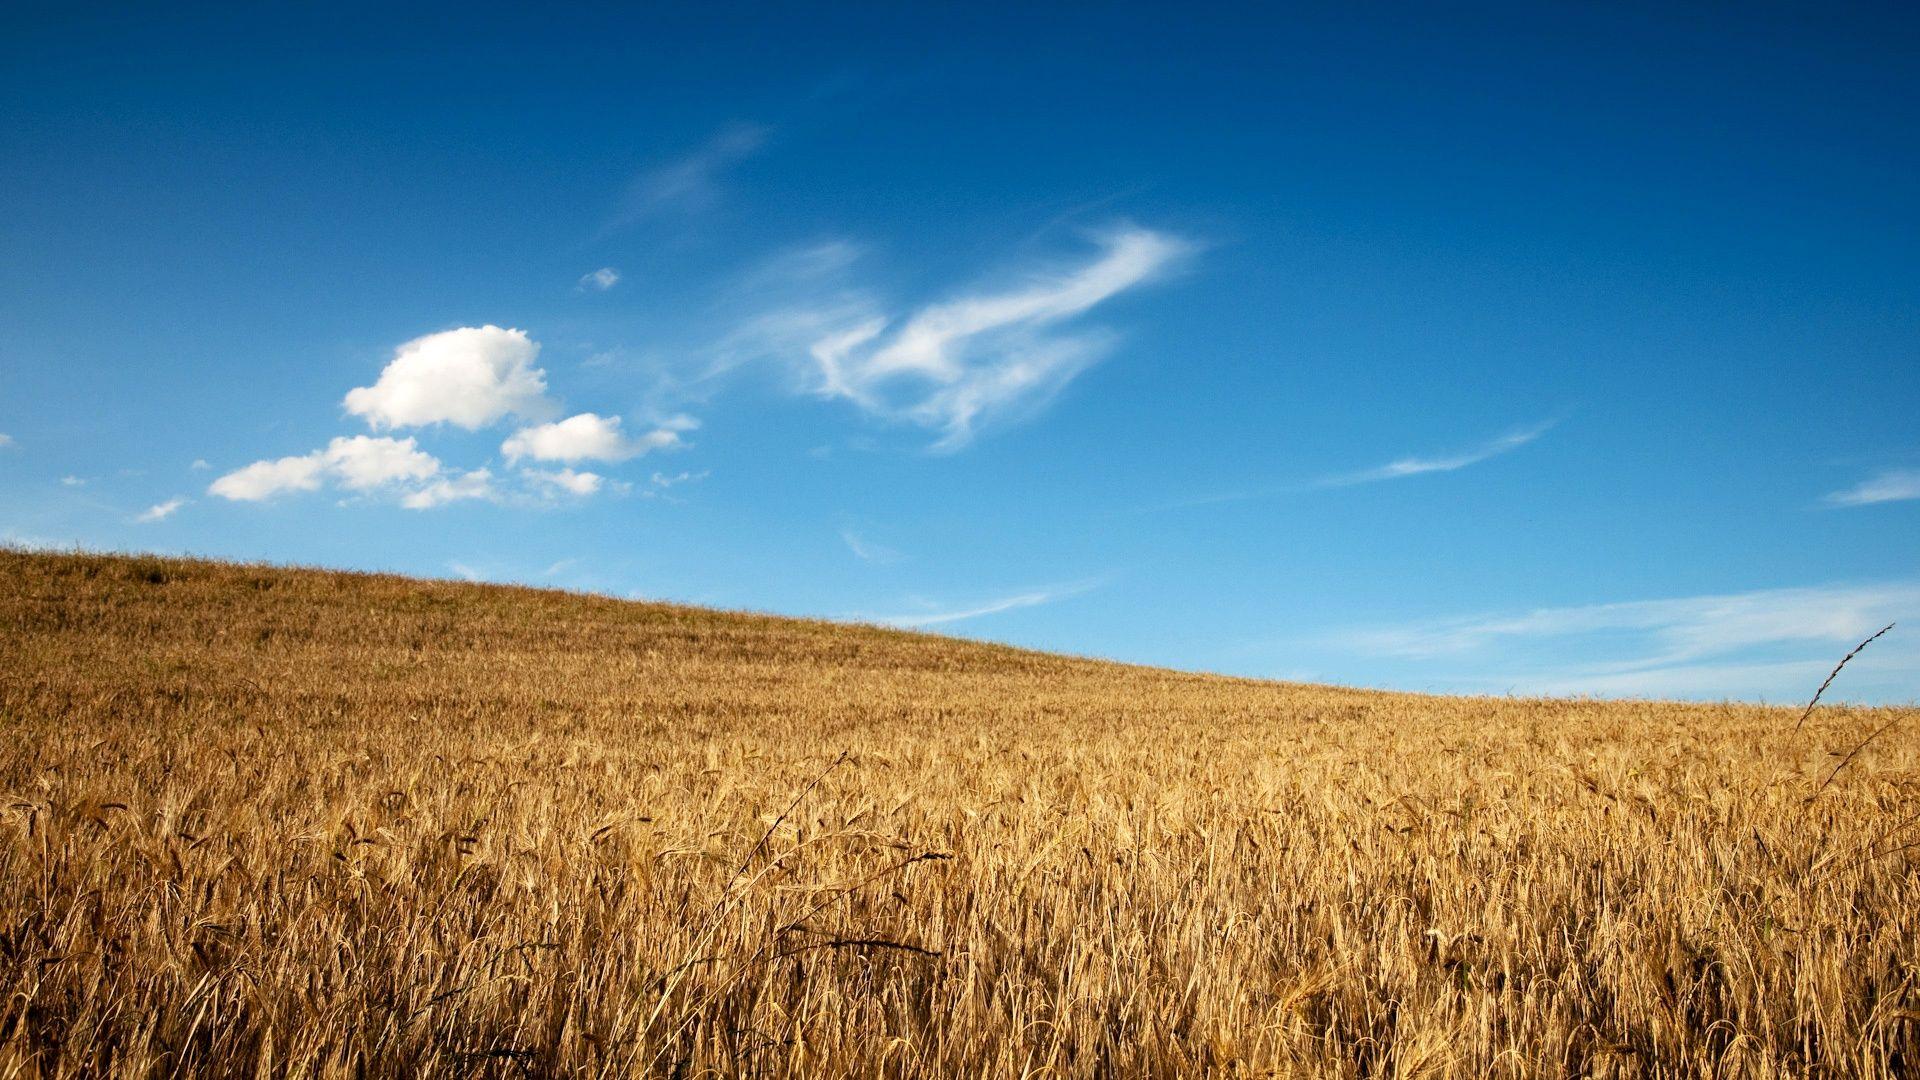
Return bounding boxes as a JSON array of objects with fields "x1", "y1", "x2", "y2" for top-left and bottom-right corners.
[{"x1": 1, "y1": 549, "x2": 1916, "y2": 1077}]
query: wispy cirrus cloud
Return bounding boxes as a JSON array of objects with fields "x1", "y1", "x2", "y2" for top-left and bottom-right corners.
[
  {"x1": 840, "y1": 528, "x2": 904, "y2": 564},
  {"x1": 1148, "y1": 419, "x2": 1558, "y2": 511},
  {"x1": 728, "y1": 227, "x2": 1190, "y2": 451},
  {"x1": 856, "y1": 581, "x2": 1099, "y2": 628},
  {"x1": 1319, "y1": 420, "x2": 1556, "y2": 488},
  {"x1": 600, "y1": 122, "x2": 768, "y2": 237},
  {"x1": 1329, "y1": 580, "x2": 1919, "y2": 702},
  {"x1": 1824, "y1": 468, "x2": 1920, "y2": 508}
]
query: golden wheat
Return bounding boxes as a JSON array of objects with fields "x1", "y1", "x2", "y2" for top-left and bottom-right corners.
[{"x1": 1, "y1": 549, "x2": 1916, "y2": 1077}]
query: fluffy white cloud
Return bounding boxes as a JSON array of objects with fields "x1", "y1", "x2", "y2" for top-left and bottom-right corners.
[
  {"x1": 500, "y1": 412, "x2": 692, "y2": 464},
  {"x1": 788, "y1": 228, "x2": 1189, "y2": 451},
  {"x1": 208, "y1": 453, "x2": 329, "y2": 501},
  {"x1": 60, "y1": 476, "x2": 86, "y2": 487},
  {"x1": 0, "y1": 433, "x2": 12, "y2": 448},
  {"x1": 400, "y1": 469, "x2": 495, "y2": 509},
  {"x1": 136, "y1": 497, "x2": 188, "y2": 522},
  {"x1": 1825, "y1": 468, "x2": 1920, "y2": 507},
  {"x1": 578, "y1": 267, "x2": 620, "y2": 291},
  {"x1": 343, "y1": 325, "x2": 552, "y2": 431},
  {"x1": 323, "y1": 435, "x2": 440, "y2": 490},
  {"x1": 216, "y1": 325, "x2": 693, "y2": 513},
  {"x1": 210, "y1": 436, "x2": 440, "y2": 502},
  {"x1": 522, "y1": 467, "x2": 605, "y2": 496}
]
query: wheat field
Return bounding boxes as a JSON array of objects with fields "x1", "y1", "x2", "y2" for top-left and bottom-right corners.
[{"x1": 1, "y1": 549, "x2": 1916, "y2": 1077}]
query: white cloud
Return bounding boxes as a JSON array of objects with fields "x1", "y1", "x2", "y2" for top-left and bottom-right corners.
[
  {"x1": 136, "y1": 497, "x2": 188, "y2": 522},
  {"x1": 859, "y1": 582, "x2": 1097, "y2": 627},
  {"x1": 1825, "y1": 468, "x2": 1920, "y2": 508},
  {"x1": 1343, "y1": 583, "x2": 1917, "y2": 663},
  {"x1": 190, "y1": 459, "x2": 210, "y2": 470},
  {"x1": 501, "y1": 412, "x2": 691, "y2": 464},
  {"x1": 603, "y1": 122, "x2": 767, "y2": 234},
  {"x1": 208, "y1": 453, "x2": 329, "y2": 501},
  {"x1": 738, "y1": 240, "x2": 863, "y2": 291},
  {"x1": 722, "y1": 228, "x2": 1187, "y2": 451},
  {"x1": 795, "y1": 228, "x2": 1189, "y2": 451},
  {"x1": 60, "y1": 476, "x2": 86, "y2": 487},
  {"x1": 840, "y1": 528, "x2": 903, "y2": 564},
  {"x1": 1332, "y1": 581, "x2": 1920, "y2": 701},
  {"x1": 1322, "y1": 421, "x2": 1555, "y2": 487},
  {"x1": 650, "y1": 469, "x2": 708, "y2": 488},
  {"x1": 522, "y1": 467, "x2": 604, "y2": 497},
  {"x1": 323, "y1": 435, "x2": 440, "y2": 490},
  {"x1": 0, "y1": 434, "x2": 12, "y2": 448},
  {"x1": 210, "y1": 436, "x2": 443, "y2": 503},
  {"x1": 215, "y1": 325, "x2": 679, "y2": 514},
  {"x1": 578, "y1": 267, "x2": 621, "y2": 292},
  {"x1": 400, "y1": 469, "x2": 495, "y2": 510},
  {"x1": 1, "y1": 529, "x2": 74, "y2": 551},
  {"x1": 343, "y1": 325, "x2": 553, "y2": 431}
]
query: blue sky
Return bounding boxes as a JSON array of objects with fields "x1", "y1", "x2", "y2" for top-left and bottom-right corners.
[{"x1": 3, "y1": 4, "x2": 1916, "y2": 703}]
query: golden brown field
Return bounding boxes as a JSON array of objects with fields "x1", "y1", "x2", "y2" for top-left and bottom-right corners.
[{"x1": 1, "y1": 548, "x2": 1916, "y2": 1077}]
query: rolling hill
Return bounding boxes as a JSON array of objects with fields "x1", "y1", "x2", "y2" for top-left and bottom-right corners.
[{"x1": 2, "y1": 548, "x2": 1916, "y2": 1077}]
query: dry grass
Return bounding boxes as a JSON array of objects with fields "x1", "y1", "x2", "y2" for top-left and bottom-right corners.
[{"x1": 2, "y1": 548, "x2": 1918, "y2": 1078}]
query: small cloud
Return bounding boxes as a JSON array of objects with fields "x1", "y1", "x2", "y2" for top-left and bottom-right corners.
[
  {"x1": 522, "y1": 467, "x2": 604, "y2": 497},
  {"x1": 735, "y1": 240, "x2": 864, "y2": 292},
  {"x1": 1825, "y1": 468, "x2": 1920, "y2": 508},
  {"x1": 344, "y1": 325, "x2": 555, "y2": 431},
  {"x1": 60, "y1": 475, "x2": 86, "y2": 487},
  {"x1": 209, "y1": 453, "x2": 328, "y2": 502},
  {"x1": 447, "y1": 561, "x2": 484, "y2": 582},
  {"x1": 542, "y1": 558, "x2": 579, "y2": 577},
  {"x1": 602, "y1": 122, "x2": 768, "y2": 235},
  {"x1": 857, "y1": 581, "x2": 1097, "y2": 627},
  {"x1": 650, "y1": 469, "x2": 709, "y2": 488},
  {"x1": 190, "y1": 459, "x2": 210, "y2": 470},
  {"x1": 840, "y1": 528, "x2": 904, "y2": 564},
  {"x1": 577, "y1": 267, "x2": 621, "y2": 292},
  {"x1": 0, "y1": 434, "x2": 12, "y2": 448},
  {"x1": 501, "y1": 412, "x2": 690, "y2": 464},
  {"x1": 136, "y1": 497, "x2": 188, "y2": 522},
  {"x1": 1320, "y1": 420, "x2": 1556, "y2": 488},
  {"x1": 400, "y1": 469, "x2": 496, "y2": 510}
]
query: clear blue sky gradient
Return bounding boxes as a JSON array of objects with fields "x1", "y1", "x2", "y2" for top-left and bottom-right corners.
[{"x1": 3, "y1": 4, "x2": 1916, "y2": 702}]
